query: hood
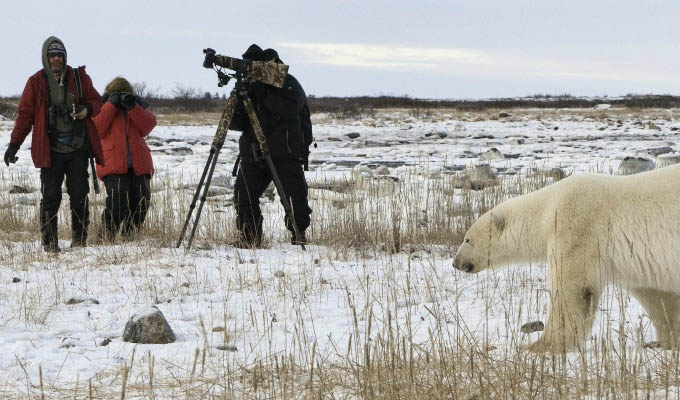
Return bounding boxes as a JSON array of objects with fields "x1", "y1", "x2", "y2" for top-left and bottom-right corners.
[
  {"x1": 104, "y1": 76, "x2": 135, "y2": 95},
  {"x1": 41, "y1": 36, "x2": 67, "y2": 73}
]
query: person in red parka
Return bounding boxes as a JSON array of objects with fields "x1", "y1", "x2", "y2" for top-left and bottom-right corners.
[
  {"x1": 3, "y1": 36, "x2": 104, "y2": 253},
  {"x1": 93, "y1": 77, "x2": 156, "y2": 242}
]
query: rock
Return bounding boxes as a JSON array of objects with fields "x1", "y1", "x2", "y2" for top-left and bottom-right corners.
[
  {"x1": 617, "y1": 156, "x2": 655, "y2": 175},
  {"x1": 123, "y1": 306, "x2": 176, "y2": 344},
  {"x1": 498, "y1": 112, "x2": 511, "y2": 118},
  {"x1": 533, "y1": 167, "x2": 567, "y2": 181},
  {"x1": 9, "y1": 185, "x2": 35, "y2": 194},
  {"x1": 216, "y1": 345, "x2": 238, "y2": 352},
  {"x1": 97, "y1": 338, "x2": 112, "y2": 347},
  {"x1": 520, "y1": 320, "x2": 545, "y2": 333},
  {"x1": 346, "y1": 132, "x2": 360, "y2": 139},
  {"x1": 479, "y1": 147, "x2": 504, "y2": 162},
  {"x1": 66, "y1": 297, "x2": 100, "y2": 305},
  {"x1": 374, "y1": 165, "x2": 390, "y2": 176},
  {"x1": 465, "y1": 164, "x2": 499, "y2": 190},
  {"x1": 656, "y1": 154, "x2": 680, "y2": 169},
  {"x1": 437, "y1": 131, "x2": 448, "y2": 138},
  {"x1": 163, "y1": 147, "x2": 193, "y2": 155},
  {"x1": 11, "y1": 277, "x2": 20, "y2": 283},
  {"x1": 274, "y1": 270, "x2": 285, "y2": 278},
  {"x1": 210, "y1": 175, "x2": 233, "y2": 188},
  {"x1": 643, "y1": 146, "x2": 673, "y2": 157},
  {"x1": 206, "y1": 187, "x2": 230, "y2": 197}
]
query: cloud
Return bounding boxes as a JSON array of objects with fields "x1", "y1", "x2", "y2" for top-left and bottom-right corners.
[
  {"x1": 280, "y1": 42, "x2": 680, "y2": 86},
  {"x1": 280, "y1": 42, "x2": 488, "y2": 69}
]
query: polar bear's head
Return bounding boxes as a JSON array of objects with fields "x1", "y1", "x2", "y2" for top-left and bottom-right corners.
[{"x1": 453, "y1": 210, "x2": 508, "y2": 274}]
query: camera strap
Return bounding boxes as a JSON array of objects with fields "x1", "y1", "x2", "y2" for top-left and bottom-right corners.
[{"x1": 74, "y1": 67, "x2": 83, "y2": 98}]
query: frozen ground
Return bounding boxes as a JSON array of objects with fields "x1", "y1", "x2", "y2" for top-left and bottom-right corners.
[{"x1": 0, "y1": 107, "x2": 679, "y2": 396}]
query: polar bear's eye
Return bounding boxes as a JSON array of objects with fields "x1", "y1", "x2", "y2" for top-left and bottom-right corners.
[{"x1": 465, "y1": 238, "x2": 470, "y2": 244}]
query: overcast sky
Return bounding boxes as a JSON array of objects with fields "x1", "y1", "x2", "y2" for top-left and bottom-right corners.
[{"x1": 2, "y1": 0, "x2": 679, "y2": 99}]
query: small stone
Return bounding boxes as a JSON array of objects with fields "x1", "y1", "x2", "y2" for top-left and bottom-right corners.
[
  {"x1": 97, "y1": 338, "x2": 112, "y2": 347},
  {"x1": 520, "y1": 321, "x2": 545, "y2": 333},
  {"x1": 11, "y1": 277, "x2": 21, "y2": 283},
  {"x1": 346, "y1": 132, "x2": 360, "y2": 139},
  {"x1": 212, "y1": 326, "x2": 225, "y2": 332},
  {"x1": 66, "y1": 297, "x2": 100, "y2": 305},
  {"x1": 274, "y1": 270, "x2": 285, "y2": 278},
  {"x1": 9, "y1": 185, "x2": 35, "y2": 194},
  {"x1": 618, "y1": 156, "x2": 655, "y2": 175}
]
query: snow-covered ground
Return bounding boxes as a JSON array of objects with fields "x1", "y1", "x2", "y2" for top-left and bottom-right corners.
[{"x1": 0, "y1": 108, "x2": 679, "y2": 397}]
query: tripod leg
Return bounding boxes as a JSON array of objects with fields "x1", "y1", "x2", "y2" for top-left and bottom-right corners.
[
  {"x1": 186, "y1": 147, "x2": 221, "y2": 250},
  {"x1": 176, "y1": 149, "x2": 214, "y2": 248},
  {"x1": 179, "y1": 90, "x2": 239, "y2": 250}
]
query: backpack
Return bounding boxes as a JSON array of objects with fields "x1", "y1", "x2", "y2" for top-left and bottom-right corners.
[{"x1": 300, "y1": 101, "x2": 315, "y2": 170}]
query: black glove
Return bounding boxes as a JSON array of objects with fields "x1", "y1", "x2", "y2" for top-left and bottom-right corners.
[
  {"x1": 4, "y1": 143, "x2": 19, "y2": 167},
  {"x1": 136, "y1": 97, "x2": 150, "y2": 110},
  {"x1": 108, "y1": 92, "x2": 124, "y2": 109},
  {"x1": 121, "y1": 94, "x2": 137, "y2": 111}
]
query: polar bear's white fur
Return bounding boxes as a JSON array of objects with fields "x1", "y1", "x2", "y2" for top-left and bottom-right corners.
[{"x1": 453, "y1": 164, "x2": 680, "y2": 352}]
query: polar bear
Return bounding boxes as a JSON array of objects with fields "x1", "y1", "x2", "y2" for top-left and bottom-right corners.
[{"x1": 453, "y1": 164, "x2": 680, "y2": 353}]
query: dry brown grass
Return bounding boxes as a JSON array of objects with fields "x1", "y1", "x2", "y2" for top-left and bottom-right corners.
[{"x1": 1, "y1": 108, "x2": 680, "y2": 398}]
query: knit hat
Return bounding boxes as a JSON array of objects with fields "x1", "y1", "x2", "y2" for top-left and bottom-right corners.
[
  {"x1": 242, "y1": 44, "x2": 265, "y2": 61},
  {"x1": 263, "y1": 48, "x2": 283, "y2": 64},
  {"x1": 47, "y1": 41, "x2": 66, "y2": 56}
]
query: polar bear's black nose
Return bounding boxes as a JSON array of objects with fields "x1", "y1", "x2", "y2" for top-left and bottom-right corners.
[{"x1": 453, "y1": 259, "x2": 474, "y2": 273}]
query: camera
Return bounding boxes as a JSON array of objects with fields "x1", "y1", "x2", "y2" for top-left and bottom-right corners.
[
  {"x1": 203, "y1": 48, "x2": 216, "y2": 69},
  {"x1": 120, "y1": 93, "x2": 136, "y2": 109}
]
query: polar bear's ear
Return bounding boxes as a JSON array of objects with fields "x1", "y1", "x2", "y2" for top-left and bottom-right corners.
[{"x1": 491, "y1": 212, "x2": 506, "y2": 233}]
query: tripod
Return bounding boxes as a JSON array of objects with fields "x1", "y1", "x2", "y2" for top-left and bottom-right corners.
[{"x1": 176, "y1": 80, "x2": 306, "y2": 251}]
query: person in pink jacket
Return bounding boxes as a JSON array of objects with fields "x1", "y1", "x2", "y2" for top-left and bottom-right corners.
[{"x1": 92, "y1": 77, "x2": 156, "y2": 242}]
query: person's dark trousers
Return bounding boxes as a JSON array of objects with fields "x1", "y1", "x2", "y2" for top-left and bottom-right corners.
[
  {"x1": 101, "y1": 169, "x2": 151, "y2": 240},
  {"x1": 40, "y1": 150, "x2": 90, "y2": 250},
  {"x1": 234, "y1": 159, "x2": 312, "y2": 245}
]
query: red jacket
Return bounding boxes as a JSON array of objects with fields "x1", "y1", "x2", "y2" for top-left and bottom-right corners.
[
  {"x1": 93, "y1": 102, "x2": 156, "y2": 179},
  {"x1": 10, "y1": 66, "x2": 104, "y2": 168}
]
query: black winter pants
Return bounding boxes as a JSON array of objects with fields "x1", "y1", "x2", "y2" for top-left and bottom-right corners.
[
  {"x1": 40, "y1": 150, "x2": 90, "y2": 247},
  {"x1": 234, "y1": 159, "x2": 312, "y2": 242},
  {"x1": 101, "y1": 170, "x2": 151, "y2": 239}
]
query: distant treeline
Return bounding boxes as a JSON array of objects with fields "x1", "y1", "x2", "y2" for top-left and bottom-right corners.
[{"x1": 2, "y1": 93, "x2": 680, "y2": 119}]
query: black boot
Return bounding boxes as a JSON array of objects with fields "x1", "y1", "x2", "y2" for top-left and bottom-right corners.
[
  {"x1": 291, "y1": 231, "x2": 307, "y2": 246},
  {"x1": 41, "y1": 210, "x2": 60, "y2": 253}
]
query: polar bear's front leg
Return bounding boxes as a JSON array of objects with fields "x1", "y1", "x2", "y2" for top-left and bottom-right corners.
[
  {"x1": 631, "y1": 288, "x2": 680, "y2": 349},
  {"x1": 528, "y1": 261, "x2": 602, "y2": 353}
]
